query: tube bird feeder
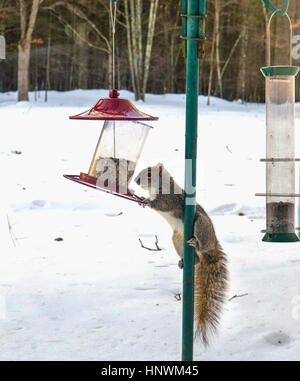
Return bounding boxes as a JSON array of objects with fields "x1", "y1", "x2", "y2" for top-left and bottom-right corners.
[
  {"x1": 64, "y1": 90, "x2": 158, "y2": 204},
  {"x1": 257, "y1": 12, "x2": 300, "y2": 242}
]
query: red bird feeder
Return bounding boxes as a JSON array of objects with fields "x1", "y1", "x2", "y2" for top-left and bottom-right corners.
[{"x1": 64, "y1": 90, "x2": 158, "y2": 204}]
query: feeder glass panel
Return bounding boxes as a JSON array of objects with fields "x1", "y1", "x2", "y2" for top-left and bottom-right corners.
[
  {"x1": 88, "y1": 120, "x2": 151, "y2": 190},
  {"x1": 265, "y1": 75, "x2": 295, "y2": 234}
]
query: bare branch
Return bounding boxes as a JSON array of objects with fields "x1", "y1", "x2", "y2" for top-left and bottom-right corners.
[
  {"x1": 43, "y1": 1, "x2": 111, "y2": 51},
  {"x1": 220, "y1": 0, "x2": 238, "y2": 12},
  {"x1": 220, "y1": 31, "x2": 243, "y2": 79},
  {"x1": 7, "y1": 215, "x2": 17, "y2": 248},
  {"x1": 26, "y1": 0, "x2": 44, "y2": 42},
  {"x1": 46, "y1": 10, "x2": 110, "y2": 54},
  {"x1": 138, "y1": 235, "x2": 162, "y2": 251},
  {"x1": 228, "y1": 293, "x2": 248, "y2": 301}
]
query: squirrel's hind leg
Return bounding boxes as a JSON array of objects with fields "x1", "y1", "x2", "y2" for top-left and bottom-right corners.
[{"x1": 177, "y1": 254, "x2": 200, "y2": 269}]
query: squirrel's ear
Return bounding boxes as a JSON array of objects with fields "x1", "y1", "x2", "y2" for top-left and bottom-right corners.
[{"x1": 157, "y1": 162, "x2": 164, "y2": 168}]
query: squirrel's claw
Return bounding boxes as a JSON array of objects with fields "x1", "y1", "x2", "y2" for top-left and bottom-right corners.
[
  {"x1": 187, "y1": 238, "x2": 201, "y2": 264},
  {"x1": 143, "y1": 198, "x2": 151, "y2": 206},
  {"x1": 178, "y1": 259, "x2": 184, "y2": 269},
  {"x1": 187, "y1": 237, "x2": 197, "y2": 248}
]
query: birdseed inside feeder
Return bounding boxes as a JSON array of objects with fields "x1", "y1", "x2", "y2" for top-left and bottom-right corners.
[{"x1": 64, "y1": 90, "x2": 158, "y2": 204}]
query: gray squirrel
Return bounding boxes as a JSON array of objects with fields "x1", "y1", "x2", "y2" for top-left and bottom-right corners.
[{"x1": 135, "y1": 163, "x2": 228, "y2": 346}]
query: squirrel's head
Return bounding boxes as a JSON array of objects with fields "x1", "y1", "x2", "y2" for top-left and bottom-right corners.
[
  {"x1": 135, "y1": 163, "x2": 165, "y2": 193},
  {"x1": 135, "y1": 163, "x2": 182, "y2": 196}
]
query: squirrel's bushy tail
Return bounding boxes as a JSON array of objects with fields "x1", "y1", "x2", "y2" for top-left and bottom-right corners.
[{"x1": 194, "y1": 242, "x2": 228, "y2": 346}]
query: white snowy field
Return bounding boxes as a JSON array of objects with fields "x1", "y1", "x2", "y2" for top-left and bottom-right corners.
[{"x1": 0, "y1": 89, "x2": 300, "y2": 361}]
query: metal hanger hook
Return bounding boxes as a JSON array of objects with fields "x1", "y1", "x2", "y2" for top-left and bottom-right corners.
[
  {"x1": 262, "y1": 0, "x2": 290, "y2": 17},
  {"x1": 266, "y1": 11, "x2": 292, "y2": 66}
]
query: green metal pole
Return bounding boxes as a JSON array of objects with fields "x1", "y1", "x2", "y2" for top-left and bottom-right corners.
[
  {"x1": 182, "y1": 0, "x2": 206, "y2": 361},
  {"x1": 182, "y1": 0, "x2": 187, "y2": 57}
]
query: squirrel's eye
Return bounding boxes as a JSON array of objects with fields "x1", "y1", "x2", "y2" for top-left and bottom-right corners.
[{"x1": 147, "y1": 171, "x2": 152, "y2": 178}]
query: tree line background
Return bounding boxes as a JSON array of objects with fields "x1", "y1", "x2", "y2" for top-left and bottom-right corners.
[{"x1": 0, "y1": 0, "x2": 300, "y2": 102}]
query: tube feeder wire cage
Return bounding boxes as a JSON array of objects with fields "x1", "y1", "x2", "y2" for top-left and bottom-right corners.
[
  {"x1": 64, "y1": 89, "x2": 158, "y2": 205},
  {"x1": 256, "y1": 11, "x2": 300, "y2": 242}
]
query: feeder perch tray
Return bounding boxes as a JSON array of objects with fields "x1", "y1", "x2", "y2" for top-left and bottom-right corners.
[{"x1": 64, "y1": 173, "x2": 146, "y2": 206}]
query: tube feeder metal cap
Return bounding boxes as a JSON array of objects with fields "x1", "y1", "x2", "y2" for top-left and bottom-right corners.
[{"x1": 261, "y1": 66, "x2": 300, "y2": 77}]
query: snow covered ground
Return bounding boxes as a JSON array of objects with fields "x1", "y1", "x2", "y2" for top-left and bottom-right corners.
[{"x1": 0, "y1": 89, "x2": 300, "y2": 361}]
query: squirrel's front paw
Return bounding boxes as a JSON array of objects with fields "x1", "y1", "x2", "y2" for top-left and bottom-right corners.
[
  {"x1": 178, "y1": 259, "x2": 184, "y2": 269},
  {"x1": 187, "y1": 237, "x2": 197, "y2": 248},
  {"x1": 143, "y1": 198, "x2": 152, "y2": 207}
]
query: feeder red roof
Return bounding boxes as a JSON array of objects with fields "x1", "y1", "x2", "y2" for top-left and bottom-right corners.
[{"x1": 69, "y1": 90, "x2": 158, "y2": 121}]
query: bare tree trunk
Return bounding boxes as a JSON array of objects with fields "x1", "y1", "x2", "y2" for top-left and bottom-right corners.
[
  {"x1": 124, "y1": 0, "x2": 137, "y2": 96},
  {"x1": 262, "y1": 2, "x2": 269, "y2": 65},
  {"x1": 169, "y1": 32, "x2": 175, "y2": 93},
  {"x1": 170, "y1": 1, "x2": 181, "y2": 93},
  {"x1": 18, "y1": 43, "x2": 31, "y2": 101},
  {"x1": 237, "y1": 0, "x2": 249, "y2": 103},
  {"x1": 108, "y1": 14, "x2": 113, "y2": 89},
  {"x1": 45, "y1": 11, "x2": 51, "y2": 102},
  {"x1": 17, "y1": 0, "x2": 43, "y2": 101},
  {"x1": 130, "y1": 0, "x2": 141, "y2": 100},
  {"x1": 116, "y1": 40, "x2": 121, "y2": 90},
  {"x1": 211, "y1": 0, "x2": 241, "y2": 100},
  {"x1": 108, "y1": 51, "x2": 113, "y2": 89},
  {"x1": 125, "y1": 0, "x2": 159, "y2": 101},
  {"x1": 76, "y1": 22, "x2": 89, "y2": 89},
  {"x1": 136, "y1": 0, "x2": 143, "y2": 81},
  {"x1": 69, "y1": 44, "x2": 75, "y2": 89},
  {"x1": 215, "y1": 0, "x2": 222, "y2": 98},
  {"x1": 142, "y1": 0, "x2": 159, "y2": 100},
  {"x1": 34, "y1": 46, "x2": 38, "y2": 101},
  {"x1": 74, "y1": 0, "x2": 90, "y2": 89},
  {"x1": 207, "y1": 16, "x2": 216, "y2": 105}
]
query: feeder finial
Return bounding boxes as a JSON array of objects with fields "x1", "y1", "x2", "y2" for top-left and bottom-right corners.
[{"x1": 109, "y1": 89, "x2": 120, "y2": 98}]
